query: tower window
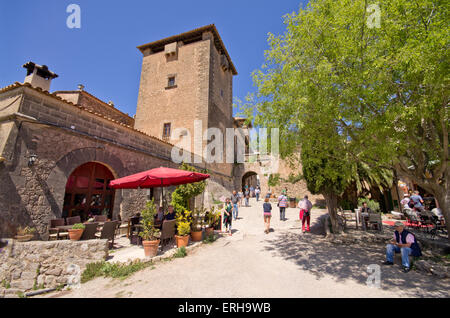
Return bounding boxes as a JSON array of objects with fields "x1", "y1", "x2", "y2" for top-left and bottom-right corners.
[
  {"x1": 167, "y1": 76, "x2": 176, "y2": 88},
  {"x1": 163, "y1": 123, "x2": 171, "y2": 138}
]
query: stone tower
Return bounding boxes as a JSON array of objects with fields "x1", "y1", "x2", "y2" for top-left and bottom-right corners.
[{"x1": 134, "y1": 25, "x2": 237, "y2": 175}]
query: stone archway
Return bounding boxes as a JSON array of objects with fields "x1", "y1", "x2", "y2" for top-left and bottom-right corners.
[
  {"x1": 62, "y1": 162, "x2": 116, "y2": 221},
  {"x1": 46, "y1": 147, "x2": 124, "y2": 220},
  {"x1": 242, "y1": 171, "x2": 259, "y2": 192}
]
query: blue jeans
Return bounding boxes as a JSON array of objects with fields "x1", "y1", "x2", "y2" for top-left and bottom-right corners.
[
  {"x1": 245, "y1": 198, "x2": 249, "y2": 207},
  {"x1": 256, "y1": 193, "x2": 260, "y2": 201},
  {"x1": 386, "y1": 244, "x2": 412, "y2": 268},
  {"x1": 232, "y1": 203, "x2": 238, "y2": 220}
]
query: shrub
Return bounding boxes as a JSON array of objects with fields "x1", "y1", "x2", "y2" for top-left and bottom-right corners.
[
  {"x1": 139, "y1": 199, "x2": 160, "y2": 241},
  {"x1": 16, "y1": 226, "x2": 36, "y2": 236},
  {"x1": 81, "y1": 260, "x2": 154, "y2": 283},
  {"x1": 176, "y1": 209, "x2": 192, "y2": 236},
  {"x1": 177, "y1": 221, "x2": 191, "y2": 236},
  {"x1": 173, "y1": 246, "x2": 187, "y2": 258},
  {"x1": 357, "y1": 198, "x2": 380, "y2": 212},
  {"x1": 72, "y1": 223, "x2": 85, "y2": 230},
  {"x1": 203, "y1": 234, "x2": 217, "y2": 244}
]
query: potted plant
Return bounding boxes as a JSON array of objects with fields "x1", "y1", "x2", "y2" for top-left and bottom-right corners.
[
  {"x1": 205, "y1": 206, "x2": 220, "y2": 236},
  {"x1": 190, "y1": 208, "x2": 204, "y2": 242},
  {"x1": 175, "y1": 209, "x2": 191, "y2": 247},
  {"x1": 14, "y1": 226, "x2": 36, "y2": 242},
  {"x1": 68, "y1": 223, "x2": 85, "y2": 241},
  {"x1": 139, "y1": 199, "x2": 161, "y2": 258}
]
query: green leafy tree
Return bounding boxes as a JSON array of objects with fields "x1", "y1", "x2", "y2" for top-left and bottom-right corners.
[
  {"x1": 170, "y1": 163, "x2": 207, "y2": 213},
  {"x1": 241, "y1": 0, "x2": 449, "y2": 235}
]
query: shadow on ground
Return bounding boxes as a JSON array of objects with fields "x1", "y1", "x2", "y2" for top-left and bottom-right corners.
[{"x1": 263, "y1": 217, "x2": 449, "y2": 298}]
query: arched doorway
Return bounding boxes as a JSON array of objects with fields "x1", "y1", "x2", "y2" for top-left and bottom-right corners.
[
  {"x1": 242, "y1": 171, "x2": 259, "y2": 192},
  {"x1": 62, "y1": 162, "x2": 116, "y2": 221}
]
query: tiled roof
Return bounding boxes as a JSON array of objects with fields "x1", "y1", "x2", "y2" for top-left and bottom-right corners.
[
  {"x1": 53, "y1": 90, "x2": 134, "y2": 120},
  {"x1": 0, "y1": 82, "x2": 174, "y2": 147}
]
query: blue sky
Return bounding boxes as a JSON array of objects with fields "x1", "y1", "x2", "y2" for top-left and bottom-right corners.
[{"x1": 0, "y1": 0, "x2": 306, "y2": 117}]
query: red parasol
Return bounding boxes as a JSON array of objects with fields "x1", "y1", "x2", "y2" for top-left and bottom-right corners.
[{"x1": 109, "y1": 167, "x2": 210, "y2": 189}]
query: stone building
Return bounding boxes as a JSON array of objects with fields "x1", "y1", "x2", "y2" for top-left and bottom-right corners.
[{"x1": 0, "y1": 25, "x2": 319, "y2": 239}]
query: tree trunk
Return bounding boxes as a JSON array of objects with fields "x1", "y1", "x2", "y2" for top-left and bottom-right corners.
[
  {"x1": 324, "y1": 192, "x2": 341, "y2": 234},
  {"x1": 434, "y1": 189, "x2": 450, "y2": 239}
]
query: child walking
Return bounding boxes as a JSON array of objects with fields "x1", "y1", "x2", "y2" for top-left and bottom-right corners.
[
  {"x1": 223, "y1": 198, "x2": 233, "y2": 236},
  {"x1": 263, "y1": 197, "x2": 272, "y2": 234}
]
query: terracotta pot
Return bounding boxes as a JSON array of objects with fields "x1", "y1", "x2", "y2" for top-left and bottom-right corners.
[
  {"x1": 175, "y1": 235, "x2": 190, "y2": 248},
  {"x1": 14, "y1": 234, "x2": 34, "y2": 242},
  {"x1": 191, "y1": 231, "x2": 202, "y2": 242},
  {"x1": 205, "y1": 227, "x2": 214, "y2": 236},
  {"x1": 68, "y1": 229, "x2": 84, "y2": 241},
  {"x1": 143, "y1": 240, "x2": 160, "y2": 258}
]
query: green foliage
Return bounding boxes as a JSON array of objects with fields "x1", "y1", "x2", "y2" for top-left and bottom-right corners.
[
  {"x1": 170, "y1": 163, "x2": 207, "y2": 212},
  {"x1": 268, "y1": 173, "x2": 281, "y2": 187},
  {"x1": 139, "y1": 199, "x2": 160, "y2": 241},
  {"x1": 205, "y1": 206, "x2": 221, "y2": 228},
  {"x1": 176, "y1": 209, "x2": 192, "y2": 236},
  {"x1": 16, "y1": 226, "x2": 36, "y2": 235},
  {"x1": 2, "y1": 279, "x2": 10, "y2": 289},
  {"x1": 358, "y1": 198, "x2": 381, "y2": 213},
  {"x1": 17, "y1": 291, "x2": 25, "y2": 298},
  {"x1": 81, "y1": 260, "x2": 154, "y2": 283},
  {"x1": 173, "y1": 246, "x2": 187, "y2": 258},
  {"x1": 203, "y1": 234, "x2": 218, "y2": 244},
  {"x1": 239, "y1": 0, "x2": 449, "y2": 232},
  {"x1": 71, "y1": 223, "x2": 85, "y2": 230}
]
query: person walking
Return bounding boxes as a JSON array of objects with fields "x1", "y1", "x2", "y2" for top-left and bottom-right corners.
[
  {"x1": 263, "y1": 197, "x2": 272, "y2": 234},
  {"x1": 223, "y1": 198, "x2": 233, "y2": 236},
  {"x1": 245, "y1": 188, "x2": 250, "y2": 207},
  {"x1": 231, "y1": 191, "x2": 239, "y2": 221},
  {"x1": 298, "y1": 195, "x2": 313, "y2": 233},
  {"x1": 277, "y1": 190, "x2": 288, "y2": 221},
  {"x1": 255, "y1": 187, "x2": 261, "y2": 202}
]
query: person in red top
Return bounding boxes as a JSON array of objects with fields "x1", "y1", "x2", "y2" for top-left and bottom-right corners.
[{"x1": 298, "y1": 195, "x2": 313, "y2": 233}]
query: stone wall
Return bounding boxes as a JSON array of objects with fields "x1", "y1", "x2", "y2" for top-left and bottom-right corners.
[
  {"x1": 0, "y1": 86, "x2": 235, "y2": 239},
  {"x1": 0, "y1": 239, "x2": 108, "y2": 297}
]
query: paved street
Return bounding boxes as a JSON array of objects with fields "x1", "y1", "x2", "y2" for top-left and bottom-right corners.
[{"x1": 42, "y1": 198, "x2": 449, "y2": 298}]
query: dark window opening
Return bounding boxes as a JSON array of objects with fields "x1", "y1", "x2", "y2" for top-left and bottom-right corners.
[{"x1": 163, "y1": 123, "x2": 171, "y2": 138}]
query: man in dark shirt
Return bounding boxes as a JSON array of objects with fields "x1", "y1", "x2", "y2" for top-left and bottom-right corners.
[{"x1": 164, "y1": 205, "x2": 176, "y2": 221}]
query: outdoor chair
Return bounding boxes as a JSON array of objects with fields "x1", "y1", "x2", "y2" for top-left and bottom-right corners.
[
  {"x1": 48, "y1": 218, "x2": 68, "y2": 240},
  {"x1": 342, "y1": 210, "x2": 357, "y2": 229},
  {"x1": 81, "y1": 222, "x2": 99, "y2": 240},
  {"x1": 95, "y1": 221, "x2": 118, "y2": 248},
  {"x1": 367, "y1": 213, "x2": 383, "y2": 231},
  {"x1": 94, "y1": 215, "x2": 108, "y2": 223},
  {"x1": 129, "y1": 216, "x2": 143, "y2": 245},
  {"x1": 160, "y1": 220, "x2": 176, "y2": 249},
  {"x1": 66, "y1": 216, "x2": 81, "y2": 226}
]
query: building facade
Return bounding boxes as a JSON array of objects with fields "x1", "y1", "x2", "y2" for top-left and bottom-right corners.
[{"x1": 0, "y1": 25, "x2": 319, "y2": 239}]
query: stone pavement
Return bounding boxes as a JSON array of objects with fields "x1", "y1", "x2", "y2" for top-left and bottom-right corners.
[{"x1": 38, "y1": 197, "x2": 450, "y2": 298}]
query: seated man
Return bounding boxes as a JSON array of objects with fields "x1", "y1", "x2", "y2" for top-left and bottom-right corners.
[
  {"x1": 382, "y1": 221, "x2": 422, "y2": 272},
  {"x1": 164, "y1": 205, "x2": 176, "y2": 221},
  {"x1": 359, "y1": 202, "x2": 372, "y2": 230}
]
